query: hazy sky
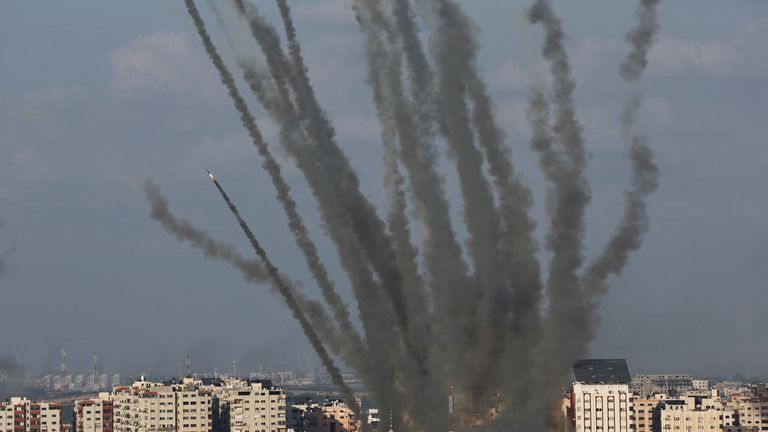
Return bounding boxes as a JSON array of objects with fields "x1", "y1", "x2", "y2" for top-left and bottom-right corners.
[{"x1": 1, "y1": 0, "x2": 767, "y2": 379}]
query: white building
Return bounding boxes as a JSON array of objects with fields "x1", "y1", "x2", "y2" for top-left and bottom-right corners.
[{"x1": 572, "y1": 382, "x2": 632, "y2": 432}]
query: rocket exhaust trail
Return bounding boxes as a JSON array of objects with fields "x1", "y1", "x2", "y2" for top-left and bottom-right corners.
[
  {"x1": 184, "y1": 0, "x2": 363, "y2": 421},
  {"x1": 230, "y1": 2, "x2": 402, "y2": 415},
  {"x1": 205, "y1": 171, "x2": 363, "y2": 419}
]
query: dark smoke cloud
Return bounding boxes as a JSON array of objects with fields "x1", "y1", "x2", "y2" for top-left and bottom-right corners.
[{"x1": 0, "y1": 354, "x2": 42, "y2": 401}]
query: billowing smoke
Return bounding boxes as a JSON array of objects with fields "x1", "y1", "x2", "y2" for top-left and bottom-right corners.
[
  {"x1": 147, "y1": 1, "x2": 662, "y2": 430},
  {"x1": 0, "y1": 354, "x2": 43, "y2": 401}
]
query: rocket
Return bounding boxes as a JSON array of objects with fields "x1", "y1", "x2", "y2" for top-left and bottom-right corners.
[{"x1": 206, "y1": 169, "x2": 216, "y2": 181}]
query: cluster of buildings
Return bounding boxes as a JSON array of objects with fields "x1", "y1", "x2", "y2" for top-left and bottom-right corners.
[
  {"x1": 562, "y1": 359, "x2": 768, "y2": 432},
  {"x1": 38, "y1": 374, "x2": 123, "y2": 392},
  {"x1": 2, "y1": 377, "x2": 362, "y2": 432}
]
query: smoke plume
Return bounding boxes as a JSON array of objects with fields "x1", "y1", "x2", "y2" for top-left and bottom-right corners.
[{"x1": 146, "y1": 1, "x2": 663, "y2": 430}]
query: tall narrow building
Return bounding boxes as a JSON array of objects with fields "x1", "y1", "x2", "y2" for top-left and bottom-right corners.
[{"x1": 571, "y1": 359, "x2": 633, "y2": 432}]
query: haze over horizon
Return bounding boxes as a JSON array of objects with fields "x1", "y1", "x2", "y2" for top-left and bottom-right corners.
[{"x1": 1, "y1": 0, "x2": 767, "y2": 380}]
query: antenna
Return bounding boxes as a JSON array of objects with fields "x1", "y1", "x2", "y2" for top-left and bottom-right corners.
[
  {"x1": 59, "y1": 349, "x2": 67, "y2": 378},
  {"x1": 185, "y1": 354, "x2": 192, "y2": 377}
]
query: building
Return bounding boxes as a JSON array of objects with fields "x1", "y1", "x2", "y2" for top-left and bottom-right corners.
[
  {"x1": 0, "y1": 397, "x2": 63, "y2": 432},
  {"x1": 631, "y1": 375, "x2": 694, "y2": 398},
  {"x1": 571, "y1": 359, "x2": 633, "y2": 432},
  {"x1": 290, "y1": 400, "x2": 359, "y2": 432},
  {"x1": 207, "y1": 378, "x2": 287, "y2": 432},
  {"x1": 632, "y1": 396, "x2": 664, "y2": 432},
  {"x1": 732, "y1": 397, "x2": 768, "y2": 432},
  {"x1": 74, "y1": 393, "x2": 113, "y2": 432},
  {"x1": 659, "y1": 394, "x2": 735, "y2": 432},
  {"x1": 692, "y1": 380, "x2": 710, "y2": 393},
  {"x1": 112, "y1": 377, "x2": 213, "y2": 432}
]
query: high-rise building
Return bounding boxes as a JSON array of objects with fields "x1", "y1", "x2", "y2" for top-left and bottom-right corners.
[
  {"x1": 0, "y1": 397, "x2": 63, "y2": 432},
  {"x1": 74, "y1": 393, "x2": 114, "y2": 432},
  {"x1": 110, "y1": 375, "x2": 122, "y2": 389},
  {"x1": 571, "y1": 359, "x2": 633, "y2": 432},
  {"x1": 112, "y1": 377, "x2": 213, "y2": 432}
]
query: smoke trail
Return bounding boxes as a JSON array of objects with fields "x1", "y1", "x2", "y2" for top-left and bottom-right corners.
[
  {"x1": 350, "y1": 4, "x2": 445, "y2": 430},
  {"x1": 420, "y1": 0, "x2": 544, "y2": 407},
  {"x1": 205, "y1": 174, "x2": 363, "y2": 418},
  {"x1": 182, "y1": 1, "x2": 364, "y2": 419},
  {"x1": 233, "y1": 5, "x2": 426, "y2": 421},
  {"x1": 522, "y1": 1, "x2": 594, "y2": 429},
  {"x1": 143, "y1": 179, "x2": 358, "y2": 411},
  {"x1": 222, "y1": 1, "x2": 373, "y2": 378},
  {"x1": 620, "y1": 0, "x2": 661, "y2": 83},
  {"x1": 228, "y1": 2, "x2": 403, "y2": 417},
  {"x1": 584, "y1": 0, "x2": 661, "y2": 316},
  {"x1": 273, "y1": 1, "x2": 418, "y2": 356},
  {"x1": 143, "y1": 179, "x2": 269, "y2": 283},
  {"x1": 370, "y1": 0, "x2": 473, "y2": 380}
]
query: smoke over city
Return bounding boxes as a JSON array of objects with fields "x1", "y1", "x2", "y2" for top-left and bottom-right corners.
[{"x1": 145, "y1": 0, "x2": 662, "y2": 430}]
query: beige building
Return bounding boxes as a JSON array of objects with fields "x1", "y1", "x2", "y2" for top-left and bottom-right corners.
[
  {"x1": 731, "y1": 398, "x2": 768, "y2": 432},
  {"x1": 112, "y1": 378, "x2": 212, "y2": 432},
  {"x1": 75, "y1": 393, "x2": 114, "y2": 432},
  {"x1": 572, "y1": 382, "x2": 632, "y2": 432},
  {"x1": 208, "y1": 378, "x2": 287, "y2": 432},
  {"x1": 659, "y1": 395, "x2": 735, "y2": 432},
  {"x1": 290, "y1": 400, "x2": 358, "y2": 432},
  {"x1": 632, "y1": 396, "x2": 665, "y2": 432},
  {"x1": 0, "y1": 397, "x2": 63, "y2": 432}
]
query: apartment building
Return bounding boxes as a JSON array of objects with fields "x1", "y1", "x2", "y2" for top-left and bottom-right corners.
[
  {"x1": 632, "y1": 375, "x2": 694, "y2": 398},
  {"x1": 0, "y1": 397, "x2": 63, "y2": 432},
  {"x1": 632, "y1": 396, "x2": 664, "y2": 432},
  {"x1": 74, "y1": 394, "x2": 113, "y2": 432},
  {"x1": 659, "y1": 395, "x2": 735, "y2": 432},
  {"x1": 112, "y1": 377, "x2": 212, "y2": 432},
  {"x1": 732, "y1": 398, "x2": 768, "y2": 432},
  {"x1": 208, "y1": 378, "x2": 287, "y2": 432},
  {"x1": 290, "y1": 400, "x2": 359, "y2": 432}
]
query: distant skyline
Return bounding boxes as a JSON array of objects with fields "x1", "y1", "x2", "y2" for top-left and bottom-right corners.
[{"x1": 1, "y1": 1, "x2": 767, "y2": 378}]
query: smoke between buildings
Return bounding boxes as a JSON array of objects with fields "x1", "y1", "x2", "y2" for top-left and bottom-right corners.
[{"x1": 144, "y1": 0, "x2": 663, "y2": 430}]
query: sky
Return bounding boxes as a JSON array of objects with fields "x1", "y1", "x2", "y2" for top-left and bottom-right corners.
[{"x1": 0, "y1": 0, "x2": 767, "y2": 380}]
